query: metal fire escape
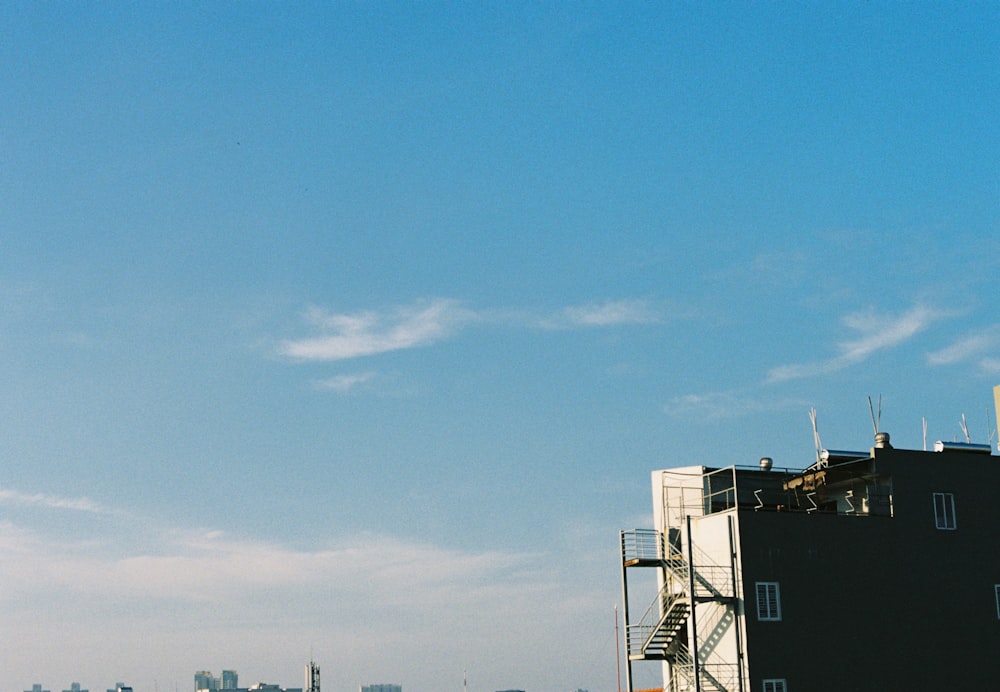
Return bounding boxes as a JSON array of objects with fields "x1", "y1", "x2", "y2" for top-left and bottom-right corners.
[{"x1": 620, "y1": 522, "x2": 742, "y2": 692}]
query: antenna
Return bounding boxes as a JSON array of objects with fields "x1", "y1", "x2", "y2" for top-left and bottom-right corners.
[
  {"x1": 868, "y1": 395, "x2": 882, "y2": 436},
  {"x1": 809, "y1": 408, "x2": 822, "y2": 465},
  {"x1": 987, "y1": 407, "x2": 996, "y2": 449},
  {"x1": 994, "y1": 384, "x2": 1000, "y2": 452},
  {"x1": 615, "y1": 604, "x2": 622, "y2": 692},
  {"x1": 960, "y1": 413, "x2": 971, "y2": 443},
  {"x1": 922, "y1": 417, "x2": 928, "y2": 451}
]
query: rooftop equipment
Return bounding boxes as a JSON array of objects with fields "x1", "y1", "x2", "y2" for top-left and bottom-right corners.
[
  {"x1": 933, "y1": 440, "x2": 993, "y2": 454},
  {"x1": 820, "y1": 449, "x2": 868, "y2": 465}
]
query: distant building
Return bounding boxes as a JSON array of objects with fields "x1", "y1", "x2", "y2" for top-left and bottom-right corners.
[
  {"x1": 106, "y1": 684, "x2": 132, "y2": 692},
  {"x1": 620, "y1": 417, "x2": 1000, "y2": 691},
  {"x1": 196, "y1": 670, "x2": 239, "y2": 692},
  {"x1": 360, "y1": 685, "x2": 401, "y2": 692},
  {"x1": 305, "y1": 661, "x2": 320, "y2": 692},
  {"x1": 25, "y1": 684, "x2": 50, "y2": 692},
  {"x1": 195, "y1": 672, "x2": 218, "y2": 692},
  {"x1": 192, "y1": 667, "x2": 304, "y2": 692},
  {"x1": 62, "y1": 684, "x2": 88, "y2": 692}
]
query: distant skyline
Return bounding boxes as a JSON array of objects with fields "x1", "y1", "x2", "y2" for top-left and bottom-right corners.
[{"x1": 1, "y1": 2, "x2": 998, "y2": 692}]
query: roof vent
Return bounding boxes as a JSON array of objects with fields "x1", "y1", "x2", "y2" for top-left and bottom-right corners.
[
  {"x1": 874, "y1": 431, "x2": 892, "y2": 448},
  {"x1": 759, "y1": 457, "x2": 773, "y2": 471}
]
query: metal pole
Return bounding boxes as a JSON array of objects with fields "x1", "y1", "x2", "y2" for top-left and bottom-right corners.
[
  {"x1": 687, "y1": 515, "x2": 701, "y2": 692},
  {"x1": 728, "y1": 514, "x2": 745, "y2": 692},
  {"x1": 615, "y1": 605, "x2": 622, "y2": 692},
  {"x1": 620, "y1": 531, "x2": 634, "y2": 692},
  {"x1": 993, "y1": 384, "x2": 1000, "y2": 453}
]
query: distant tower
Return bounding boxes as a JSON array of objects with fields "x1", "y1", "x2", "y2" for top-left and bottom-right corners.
[
  {"x1": 221, "y1": 672, "x2": 238, "y2": 691},
  {"x1": 306, "y1": 661, "x2": 320, "y2": 692}
]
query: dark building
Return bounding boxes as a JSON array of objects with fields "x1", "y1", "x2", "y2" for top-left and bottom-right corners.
[{"x1": 621, "y1": 425, "x2": 1000, "y2": 691}]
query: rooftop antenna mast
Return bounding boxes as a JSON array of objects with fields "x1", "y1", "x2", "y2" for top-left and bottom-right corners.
[
  {"x1": 922, "y1": 417, "x2": 928, "y2": 451},
  {"x1": 868, "y1": 395, "x2": 882, "y2": 436},
  {"x1": 809, "y1": 408, "x2": 823, "y2": 467},
  {"x1": 988, "y1": 407, "x2": 997, "y2": 450},
  {"x1": 960, "y1": 413, "x2": 971, "y2": 443},
  {"x1": 994, "y1": 384, "x2": 1000, "y2": 452}
]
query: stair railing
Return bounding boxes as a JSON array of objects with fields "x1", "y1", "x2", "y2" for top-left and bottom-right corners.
[{"x1": 627, "y1": 579, "x2": 688, "y2": 656}]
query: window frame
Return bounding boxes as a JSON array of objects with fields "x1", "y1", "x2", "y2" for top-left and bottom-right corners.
[
  {"x1": 762, "y1": 679, "x2": 787, "y2": 692},
  {"x1": 755, "y1": 581, "x2": 781, "y2": 622},
  {"x1": 994, "y1": 584, "x2": 1000, "y2": 620},
  {"x1": 933, "y1": 492, "x2": 957, "y2": 530}
]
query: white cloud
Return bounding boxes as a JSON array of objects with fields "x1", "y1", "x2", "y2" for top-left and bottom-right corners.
[
  {"x1": 279, "y1": 298, "x2": 477, "y2": 361},
  {"x1": 767, "y1": 304, "x2": 949, "y2": 382},
  {"x1": 278, "y1": 297, "x2": 661, "y2": 364},
  {"x1": 313, "y1": 371, "x2": 377, "y2": 392},
  {"x1": 0, "y1": 519, "x2": 545, "y2": 616},
  {"x1": 664, "y1": 389, "x2": 806, "y2": 420},
  {"x1": 926, "y1": 325, "x2": 1000, "y2": 373},
  {"x1": 561, "y1": 299, "x2": 660, "y2": 327},
  {"x1": 0, "y1": 487, "x2": 117, "y2": 515}
]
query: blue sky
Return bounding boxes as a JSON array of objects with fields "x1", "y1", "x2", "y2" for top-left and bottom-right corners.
[{"x1": 1, "y1": 2, "x2": 998, "y2": 691}]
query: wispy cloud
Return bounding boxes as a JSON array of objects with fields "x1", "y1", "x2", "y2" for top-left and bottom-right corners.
[
  {"x1": 560, "y1": 299, "x2": 660, "y2": 327},
  {"x1": 313, "y1": 371, "x2": 377, "y2": 393},
  {"x1": 926, "y1": 324, "x2": 1000, "y2": 373},
  {"x1": 91, "y1": 531, "x2": 529, "y2": 605},
  {"x1": 766, "y1": 304, "x2": 949, "y2": 382},
  {"x1": 0, "y1": 520, "x2": 563, "y2": 621},
  {"x1": 664, "y1": 389, "x2": 807, "y2": 420},
  {"x1": 279, "y1": 298, "x2": 477, "y2": 362},
  {"x1": 0, "y1": 487, "x2": 117, "y2": 515},
  {"x1": 278, "y1": 297, "x2": 661, "y2": 363}
]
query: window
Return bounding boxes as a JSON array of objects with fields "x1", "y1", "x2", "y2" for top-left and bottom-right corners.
[
  {"x1": 933, "y1": 492, "x2": 957, "y2": 530},
  {"x1": 995, "y1": 584, "x2": 1000, "y2": 620},
  {"x1": 755, "y1": 581, "x2": 781, "y2": 621},
  {"x1": 763, "y1": 680, "x2": 787, "y2": 692}
]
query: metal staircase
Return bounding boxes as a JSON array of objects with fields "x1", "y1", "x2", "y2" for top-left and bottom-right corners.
[
  {"x1": 621, "y1": 528, "x2": 741, "y2": 692},
  {"x1": 627, "y1": 586, "x2": 690, "y2": 659},
  {"x1": 669, "y1": 643, "x2": 737, "y2": 692}
]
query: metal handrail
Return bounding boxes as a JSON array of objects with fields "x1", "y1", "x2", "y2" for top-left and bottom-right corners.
[
  {"x1": 622, "y1": 528, "x2": 664, "y2": 562},
  {"x1": 665, "y1": 541, "x2": 734, "y2": 599},
  {"x1": 627, "y1": 538, "x2": 734, "y2": 658},
  {"x1": 669, "y1": 642, "x2": 739, "y2": 692},
  {"x1": 626, "y1": 580, "x2": 687, "y2": 655}
]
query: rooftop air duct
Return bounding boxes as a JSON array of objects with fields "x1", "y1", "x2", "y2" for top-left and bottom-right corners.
[{"x1": 933, "y1": 440, "x2": 993, "y2": 454}]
